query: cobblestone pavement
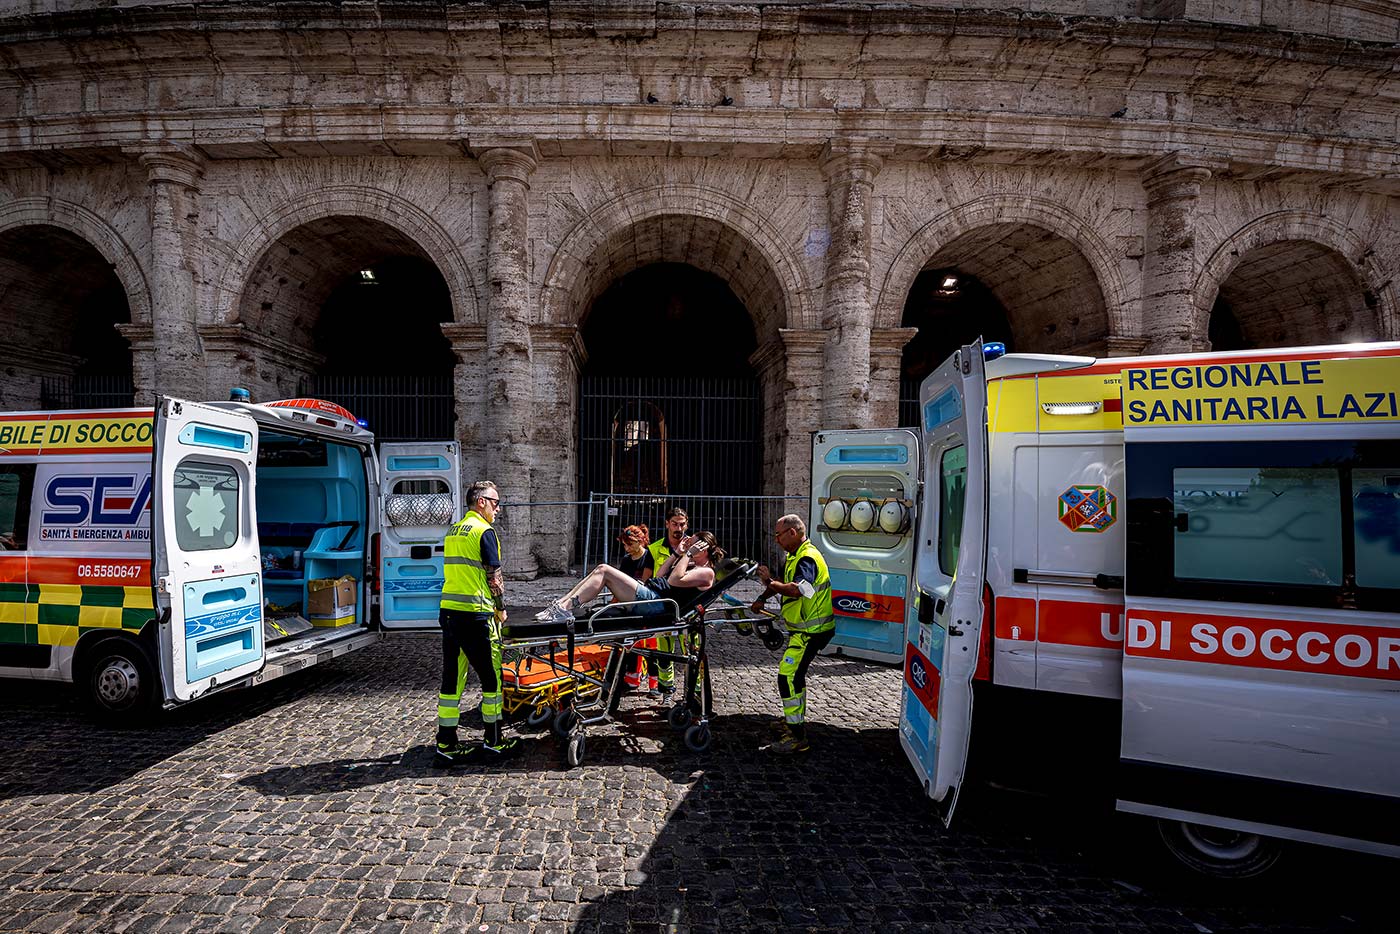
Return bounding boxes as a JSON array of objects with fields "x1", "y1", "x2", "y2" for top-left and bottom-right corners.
[{"x1": 0, "y1": 578, "x2": 1389, "y2": 933}]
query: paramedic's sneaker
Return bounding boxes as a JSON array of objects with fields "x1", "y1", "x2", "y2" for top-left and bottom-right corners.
[
  {"x1": 768, "y1": 719, "x2": 793, "y2": 737},
  {"x1": 432, "y1": 740, "x2": 471, "y2": 767},
  {"x1": 646, "y1": 684, "x2": 663, "y2": 699},
  {"x1": 767, "y1": 732, "x2": 810, "y2": 755},
  {"x1": 466, "y1": 738, "x2": 520, "y2": 762},
  {"x1": 535, "y1": 604, "x2": 572, "y2": 623}
]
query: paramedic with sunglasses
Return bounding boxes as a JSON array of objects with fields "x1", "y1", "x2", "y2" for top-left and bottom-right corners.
[{"x1": 434, "y1": 480, "x2": 516, "y2": 765}]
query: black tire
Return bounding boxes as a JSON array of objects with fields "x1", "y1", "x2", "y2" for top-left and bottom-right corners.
[
  {"x1": 526, "y1": 705, "x2": 554, "y2": 729},
  {"x1": 566, "y1": 733, "x2": 586, "y2": 768},
  {"x1": 553, "y1": 708, "x2": 579, "y2": 738},
  {"x1": 667, "y1": 702, "x2": 692, "y2": 731},
  {"x1": 683, "y1": 722, "x2": 712, "y2": 753},
  {"x1": 80, "y1": 638, "x2": 156, "y2": 722},
  {"x1": 1157, "y1": 819, "x2": 1283, "y2": 879}
]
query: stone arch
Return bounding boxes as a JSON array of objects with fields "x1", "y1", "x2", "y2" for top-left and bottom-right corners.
[
  {"x1": 0, "y1": 197, "x2": 151, "y2": 325},
  {"x1": 1193, "y1": 211, "x2": 1396, "y2": 345},
  {"x1": 211, "y1": 185, "x2": 479, "y2": 328},
  {"x1": 874, "y1": 194, "x2": 1131, "y2": 342},
  {"x1": 537, "y1": 185, "x2": 815, "y2": 338}
]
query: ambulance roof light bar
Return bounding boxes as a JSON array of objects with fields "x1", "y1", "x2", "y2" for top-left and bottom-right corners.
[{"x1": 982, "y1": 342, "x2": 1007, "y2": 360}]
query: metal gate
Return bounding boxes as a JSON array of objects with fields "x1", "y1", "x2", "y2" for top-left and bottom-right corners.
[
  {"x1": 578, "y1": 375, "x2": 762, "y2": 498},
  {"x1": 41, "y1": 375, "x2": 135, "y2": 410},
  {"x1": 298, "y1": 375, "x2": 454, "y2": 442}
]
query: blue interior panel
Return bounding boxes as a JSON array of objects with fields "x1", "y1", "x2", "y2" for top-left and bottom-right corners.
[{"x1": 382, "y1": 557, "x2": 446, "y2": 621}]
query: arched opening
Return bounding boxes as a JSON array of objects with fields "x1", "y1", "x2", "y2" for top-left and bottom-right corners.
[
  {"x1": 0, "y1": 225, "x2": 133, "y2": 411},
  {"x1": 579, "y1": 262, "x2": 760, "y2": 499},
  {"x1": 897, "y1": 223, "x2": 1108, "y2": 426},
  {"x1": 235, "y1": 216, "x2": 455, "y2": 440},
  {"x1": 1208, "y1": 240, "x2": 1377, "y2": 351}
]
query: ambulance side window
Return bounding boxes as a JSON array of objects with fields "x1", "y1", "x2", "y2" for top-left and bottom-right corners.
[
  {"x1": 393, "y1": 479, "x2": 448, "y2": 495},
  {"x1": 1353, "y1": 469, "x2": 1400, "y2": 591},
  {"x1": 172, "y1": 461, "x2": 241, "y2": 553},
  {"x1": 0, "y1": 465, "x2": 36, "y2": 551},
  {"x1": 938, "y1": 445, "x2": 968, "y2": 575}
]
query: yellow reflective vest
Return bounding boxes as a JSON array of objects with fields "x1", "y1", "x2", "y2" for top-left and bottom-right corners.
[
  {"x1": 646, "y1": 538, "x2": 674, "y2": 578},
  {"x1": 781, "y1": 539, "x2": 834, "y2": 633},
  {"x1": 441, "y1": 509, "x2": 497, "y2": 615}
]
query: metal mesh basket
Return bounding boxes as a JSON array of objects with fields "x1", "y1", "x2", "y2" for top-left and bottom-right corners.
[{"x1": 384, "y1": 493, "x2": 455, "y2": 527}]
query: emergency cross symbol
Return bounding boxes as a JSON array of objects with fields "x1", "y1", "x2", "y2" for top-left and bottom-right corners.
[
  {"x1": 185, "y1": 486, "x2": 226, "y2": 537},
  {"x1": 1057, "y1": 485, "x2": 1118, "y2": 533}
]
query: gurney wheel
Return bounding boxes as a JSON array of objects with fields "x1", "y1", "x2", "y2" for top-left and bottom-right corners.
[
  {"x1": 683, "y1": 722, "x2": 712, "y2": 753},
  {"x1": 527, "y1": 705, "x2": 554, "y2": 729},
  {"x1": 667, "y1": 703, "x2": 692, "y2": 731},
  {"x1": 566, "y1": 733, "x2": 586, "y2": 768},
  {"x1": 553, "y1": 708, "x2": 579, "y2": 738}
]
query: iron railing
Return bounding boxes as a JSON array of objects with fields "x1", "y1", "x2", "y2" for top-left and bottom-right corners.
[
  {"x1": 40, "y1": 375, "x2": 136, "y2": 410},
  {"x1": 899, "y1": 375, "x2": 920, "y2": 429},
  {"x1": 298, "y1": 375, "x2": 454, "y2": 442}
]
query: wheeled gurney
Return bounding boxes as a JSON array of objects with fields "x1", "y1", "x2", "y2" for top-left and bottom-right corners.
[{"x1": 501, "y1": 557, "x2": 759, "y2": 766}]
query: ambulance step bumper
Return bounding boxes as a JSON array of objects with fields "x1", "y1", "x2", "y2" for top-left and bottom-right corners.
[{"x1": 253, "y1": 627, "x2": 381, "y2": 685}]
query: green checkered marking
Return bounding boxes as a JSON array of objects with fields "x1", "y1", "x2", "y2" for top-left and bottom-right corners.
[
  {"x1": 0, "y1": 582, "x2": 33, "y2": 604},
  {"x1": 80, "y1": 585, "x2": 127, "y2": 608},
  {"x1": 37, "y1": 604, "x2": 80, "y2": 628},
  {"x1": 0, "y1": 622, "x2": 36, "y2": 644}
]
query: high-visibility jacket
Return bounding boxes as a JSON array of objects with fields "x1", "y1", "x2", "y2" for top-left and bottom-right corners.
[
  {"x1": 646, "y1": 538, "x2": 674, "y2": 578},
  {"x1": 440, "y1": 509, "x2": 496, "y2": 615},
  {"x1": 781, "y1": 539, "x2": 834, "y2": 633}
]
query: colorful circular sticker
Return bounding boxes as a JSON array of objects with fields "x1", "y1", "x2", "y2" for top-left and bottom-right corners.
[{"x1": 1057, "y1": 485, "x2": 1118, "y2": 533}]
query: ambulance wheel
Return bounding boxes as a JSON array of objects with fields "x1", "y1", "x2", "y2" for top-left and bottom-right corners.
[
  {"x1": 683, "y1": 722, "x2": 712, "y2": 753},
  {"x1": 526, "y1": 705, "x2": 554, "y2": 729},
  {"x1": 81, "y1": 639, "x2": 155, "y2": 721},
  {"x1": 565, "y1": 733, "x2": 586, "y2": 768},
  {"x1": 1157, "y1": 819, "x2": 1283, "y2": 879},
  {"x1": 667, "y1": 702, "x2": 692, "y2": 731},
  {"x1": 553, "y1": 708, "x2": 579, "y2": 738}
]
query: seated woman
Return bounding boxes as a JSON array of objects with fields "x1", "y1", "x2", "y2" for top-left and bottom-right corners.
[{"x1": 536, "y1": 532, "x2": 724, "y2": 622}]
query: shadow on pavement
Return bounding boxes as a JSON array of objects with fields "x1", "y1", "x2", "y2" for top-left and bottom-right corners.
[
  {"x1": 0, "y1": 665, "x2": 339, "y2": 801},
  {"x1": 566, "y1": 705, "x2": 1393, "y2": 934}
]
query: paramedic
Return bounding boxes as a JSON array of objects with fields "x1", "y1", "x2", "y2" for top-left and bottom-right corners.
[
  {"x1": 434, "y1": 480, "x2": 516, "y2": 765},
  {"x1": 646, "y1": 507, "x2": 689, "y2": 693},
  {"x1": 751, "y1": 514, "x2": 834, "y2": 755}
]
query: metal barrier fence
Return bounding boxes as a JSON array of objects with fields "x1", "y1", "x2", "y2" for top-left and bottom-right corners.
[
  {"x1": 581, "y1": 492, "x2": 809, "y2": 572},
  {"x1": 489, "y1": 493, "x2": 811, "y2": 574}
]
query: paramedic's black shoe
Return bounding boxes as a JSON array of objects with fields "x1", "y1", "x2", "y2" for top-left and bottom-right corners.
[
  {"x1": 768, "y1": 719, "x2": 793, "y2": 737},
  {"x1": 767, "y1": 732, "x2": 809, "y2": 755},
  {"x1": 432, "y1": 740, "x2": 471, "y2": 767}
]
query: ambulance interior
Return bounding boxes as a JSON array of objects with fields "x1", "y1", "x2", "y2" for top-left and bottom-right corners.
[{"x1": 253, "y1": 431, "x2": 368, "y2": 632}]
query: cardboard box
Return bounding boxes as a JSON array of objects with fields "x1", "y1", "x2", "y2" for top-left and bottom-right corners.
[{"x1": 308, "y1": 575, "x2": 357, "y2": 627}]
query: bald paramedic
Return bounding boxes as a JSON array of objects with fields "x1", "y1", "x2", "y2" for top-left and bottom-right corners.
[{"x1": 751, "y1": 513, "x2": 834, "y2": 755}]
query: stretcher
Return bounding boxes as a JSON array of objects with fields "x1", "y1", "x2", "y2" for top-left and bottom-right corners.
[{"x1": 501, "y1": 557, "x2": 759, "y2": 767}]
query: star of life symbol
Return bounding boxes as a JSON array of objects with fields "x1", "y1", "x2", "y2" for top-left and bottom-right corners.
[
  {"x1": 1057, "y1": 485, "x2": 1117, "y2": 533},
  {"x1": 185, "y1": 486, "x2": 226, "y2": 537}
]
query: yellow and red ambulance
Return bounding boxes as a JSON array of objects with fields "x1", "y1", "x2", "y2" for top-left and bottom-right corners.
[
  {"x1": 811, "y1": 340, "x2": 1400, "y2": 876},
  {"x1": 0, "y1": 397, "x2": 458, "y2": 719}
]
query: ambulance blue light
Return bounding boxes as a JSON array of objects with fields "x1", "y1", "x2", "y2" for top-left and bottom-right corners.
[
  {"x1": 982, "y1": 342, "x2": 1007, "y2": 361},
  {"x1": 356, "y1": 418, "x2": 369, "y2": 428},
  {"x1": 229, "y1": 387, "x2": 251, "y2": 402}
]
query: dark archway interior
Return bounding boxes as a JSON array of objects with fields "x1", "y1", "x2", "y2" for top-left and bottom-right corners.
[
  {"x1": 0, "y1": 224, "x2": 132, "y2": 409},
  {"x1": 898, "y1": 269, "x2": 1012, "y2": 427},
  {"x1": 1208, "y1": 240, "x2": 1375, "y2": 351},
  {"x1": 578, "y1": 263, "x2": 761, "y2": 503},
  {"x1": 241, "y1": 217, "x2": 455, "y2": 440}
]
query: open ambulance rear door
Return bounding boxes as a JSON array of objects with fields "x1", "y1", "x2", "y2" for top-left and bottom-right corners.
[
  {"x1": 152, "y1": 398, "x2": 264, "y2": 703},
  {"x1": 377, "y1": 442, "x2": 460, "y2": 630},
  {"x1": 811, "y1": 429, "x2": 920, "y2": 663},
  {"x1": 900, "y1": 340, "x2": 989, "y2": 825}
]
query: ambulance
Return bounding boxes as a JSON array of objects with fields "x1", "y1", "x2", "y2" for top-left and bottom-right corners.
[
  {"x1": 0, "y1": 396, "x2": 460, "y2": 719},
  {"x1": 811, "y1": 340, "x2": 1400, "y2": 876}
]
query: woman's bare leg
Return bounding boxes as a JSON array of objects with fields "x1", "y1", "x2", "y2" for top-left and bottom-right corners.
[{"x1": 554, "y1": 564, "x2": 641, "y2": 609}]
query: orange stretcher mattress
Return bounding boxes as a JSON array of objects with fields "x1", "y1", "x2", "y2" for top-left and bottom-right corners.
[{"x1": 502, "y1": 644, "x2": 614, "y2": 690}]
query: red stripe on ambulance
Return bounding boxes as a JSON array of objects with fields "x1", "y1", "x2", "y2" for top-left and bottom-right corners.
[
  {"x1": 1126, "y1": 611, "x2": 1400, "y2": 681},
  {"x1": 26, "y1": 557, "x2": 151, "y2": 587}
]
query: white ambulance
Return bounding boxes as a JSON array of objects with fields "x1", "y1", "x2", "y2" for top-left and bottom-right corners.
[
  {"x1": 0, "y1": 396, "x2": 459, "y2": 719},
  {"x1": 812, "y1": 340, "x2": 1400, "y2": 876}
]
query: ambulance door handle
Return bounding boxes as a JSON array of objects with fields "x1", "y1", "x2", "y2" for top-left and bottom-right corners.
[
  {"x1": 948, "y1": 621, "x2": 965, "y2": 637},
  {"x1": 934, "y1": 597, "x2": 946, "y2": 617},
  {"x1": 1174, "y1": 512, "x2": 1189, "y2": 533}
]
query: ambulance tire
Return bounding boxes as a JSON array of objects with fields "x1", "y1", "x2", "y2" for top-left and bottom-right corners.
[
  {"x1": 1156, "y1": 819, "x2": 1283, "y2": 879},
  {"x1": 79, "y1": 638, "x2": 156, "y2": 722},
  {"x1": 553, "y1": 708, "x2": 579, "y2": 738}
]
